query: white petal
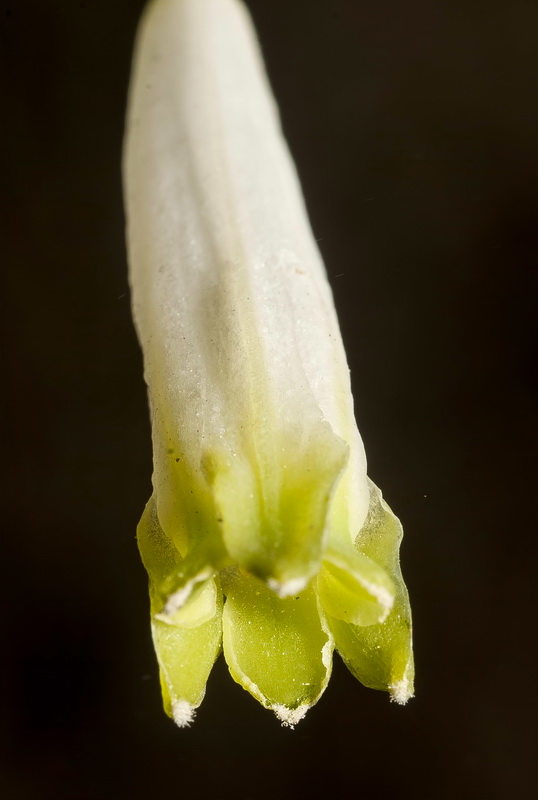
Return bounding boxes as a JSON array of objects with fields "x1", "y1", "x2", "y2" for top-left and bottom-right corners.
[{"x1": 124, "y1": 0, "x2": 369, "y2": 576}]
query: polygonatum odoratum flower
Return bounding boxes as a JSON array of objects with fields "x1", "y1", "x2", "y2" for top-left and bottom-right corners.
[{"x1": 123, "y1": 0, "x2": 413, "y2": 727}]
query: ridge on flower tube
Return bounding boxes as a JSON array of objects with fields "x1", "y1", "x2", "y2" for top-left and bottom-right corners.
[{"x1": 124, "y1": 0, "x2": 414, "y2": 727}]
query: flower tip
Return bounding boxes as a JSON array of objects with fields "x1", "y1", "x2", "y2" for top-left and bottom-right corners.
[
  {"x1": 271, "y1": 703, "x2": 310, "y2": 729},
  {"x1": 371, "y1": 585, "x2": 395, "y2": 623},
  {"x1": 389, "y1": 677, "x2": 414, "y2": 706},
  {"x1": 266, "y1": 576, "x2": 308, "y2": 599},
  {"x1": 172, "y1": 699, "x2": 196, "y2": 727},
  {"x1": 155, "y1": 587, "x2": 192, "y2": 624}
]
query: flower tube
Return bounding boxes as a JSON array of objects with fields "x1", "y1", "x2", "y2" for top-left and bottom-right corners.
[{"x1": 124, "y1": 0, "x2": 413, "y2": 727}]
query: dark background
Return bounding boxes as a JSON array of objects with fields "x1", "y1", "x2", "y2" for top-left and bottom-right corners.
[{"x1": 2, "y1": 1, "x2": 537, "y2": 798}]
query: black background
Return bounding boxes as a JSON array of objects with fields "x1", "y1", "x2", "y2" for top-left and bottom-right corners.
[{"x1": 2, "y1": 1, "x2": 538, "y2": 798}]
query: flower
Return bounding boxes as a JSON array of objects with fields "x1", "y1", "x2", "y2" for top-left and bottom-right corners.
[{"x1": 123, "y1": 0, "x2": 413, "y2": 727}]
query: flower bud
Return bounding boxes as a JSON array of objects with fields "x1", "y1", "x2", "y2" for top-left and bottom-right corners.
[{"x1": 124, "y1": 0, "x2": 413, "y2": 726}]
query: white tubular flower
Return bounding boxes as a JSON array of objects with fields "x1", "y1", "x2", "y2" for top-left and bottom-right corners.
[{"x1": 124, "y1": 0, "x2": 414, "y2": 728}]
